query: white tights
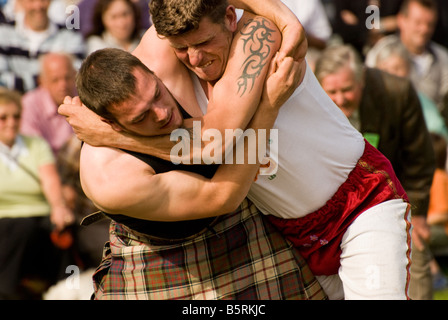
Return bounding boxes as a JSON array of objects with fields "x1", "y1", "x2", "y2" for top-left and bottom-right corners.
[{"x1": 316, "y1": 199, "x2": 412, "y2": 300}]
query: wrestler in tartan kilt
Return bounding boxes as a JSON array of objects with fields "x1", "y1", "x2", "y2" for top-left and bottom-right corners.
[{"x1": 92, "y1": 199, "x2": 327, "y2": 300}]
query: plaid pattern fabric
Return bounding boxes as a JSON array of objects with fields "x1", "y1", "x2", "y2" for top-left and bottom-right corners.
[{"x1": 92, "y1": 199, "x2": 327, "y2": 300}]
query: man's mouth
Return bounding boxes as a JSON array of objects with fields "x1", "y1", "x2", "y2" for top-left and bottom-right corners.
[{"x1": 199, "y1": 60, "x2": 213, "y2": 69}]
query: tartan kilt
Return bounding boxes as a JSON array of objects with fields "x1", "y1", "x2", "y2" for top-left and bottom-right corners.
[{"x1": 92, "y1": 199, "x2": 327, "y2": 300}]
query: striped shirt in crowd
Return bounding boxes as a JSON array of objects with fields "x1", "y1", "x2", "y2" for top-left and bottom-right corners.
[{"x1": 0, "y1": 18, "x2": 85, "y2": 92}]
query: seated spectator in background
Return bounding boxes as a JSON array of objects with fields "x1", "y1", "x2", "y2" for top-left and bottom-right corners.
[
  {"x1": 0, "y1": 8, "x2": 6, "y2": 24},
  {"x1": 47, "y1": 0, "x2": 84, "y2": 26},
  {"x1": 0, "y1": 0, "x2": 85, "y2": 93},
  {"x1": 0, "y1": 88, "x2": 74, "y2": 299},
  {"x1": 365, "y1": 0, "x2": 448, "y2": 124},
  {"x1": 56, "y1": 135, "x2": 108, "y2": 270},
  {"x1": 20, "y1": 52, "x2": 75, "y2": 157},
  {"x1": 1, "y1": 0, "x2": 74, "y2": 24},
  {"x1": 427, "y1": 133, "x2": 448, "y2": 290},
  {"x1": 77, "y1": 0, "x2": 151, "y2": 38},
  {"x1": 432, "y1": 0, "x2": 448, "y2": 49},
  {"x1": 85, "y1": 0, "x2": 145, "y2": 54},
  {"x1": 373, "y1": 41, "x2": 448, "y2": 141},
  {"x1": 1, "y1": 0, "x2": 21, "y2": 22},
  {"x1": 21, "y1": 52, "x2": 105, "y2": 276},
  {"x1": 427, "y1": 133, "x2": 448, "y2": 251},
  {"x1": 331, "y1": 0, "x2": 404, "y2": 57},
  {"x1": 315, "y1": 44, "x2": 436, "y2": 300}
]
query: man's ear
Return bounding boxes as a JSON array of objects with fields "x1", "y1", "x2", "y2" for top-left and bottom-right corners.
[
  {"x1": 396, "y1": 12, "x2": 405, "y2": 30},
  {"x1": 100, "y1": 117, "x2": 123, "y2": 132},
  {"x1": 225, "y1": 5, "x2": 238, "y2": 32}
]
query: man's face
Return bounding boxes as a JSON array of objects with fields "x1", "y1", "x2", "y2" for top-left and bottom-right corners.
[
  {"x1": 376, "y1": 54, "x2": 410, "y2": 78},
  {"x1": 320, "y1": 66, "x2": 363, "y2": 119},
  {"x1": 20, "y1": 0, "x2": 50, "y2": 31},
  {"x1": 398, "y1": 1, "x2": 437, "y2": 54},
  {"x1": 40, "y1": 56, "x2": 76, "y2": 106},
  {"x1": 167, "y1": 10, "x2": 236, "y2": 83},
  {"x1": 108, "y1": 67, "x2": 183, "y2": 137}
]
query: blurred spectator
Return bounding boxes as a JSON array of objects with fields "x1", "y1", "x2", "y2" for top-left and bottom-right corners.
[
  {"x1": 365, "y1": 0, "x2": 448, "y2": 124},
  {"x1": 20, "y1": 52, "x2": 75, "y2": 156},
  {"x1": 21, "y1": 51, "x2": 107, "y2": 274},
  {"x1": 1, "y1": 0, "x2": 20, "y2": 22},
  {"x1": 78, "y1": 0, "x2": 150, "y2": 38},
  {"x1": 373, "y1": 41, "x2": 448, "y2": 141},
  {"x1": 56, "y1": 135, "x2": 108, "y2": 270},
  {"x1": 427, "y1": 133, "x2": 448, "y2": 290},
  {"x1": 331, "y1": 0, "x2": 404, "y2": 56},
  {"x1": 0, "y1": 0, "x2": 85, "y2": 93},
  {"x1": 315, "y1": 44, "x2": 436, "y2": 300},
  {"x1": 46, "y1": 0, "x2": 83, "y2": 26},
  {"x1": 0, "y1": 88, "x2": 74, "y2": 299},
  {"x1": 0, "y1": 7, "x2": 6, "y2": 24},
  {"x1": 86, "y1": 0, "x2": 144, "y2": 54},
  {"x1": 0, "y1": 0, "x2": 76, "y2": 24},
  {"x1": 432, "y1": 0, "x2": 448, "y2": 49},
  {"x1": 1, "y1": 0, "x2": 77, "y2": 24}
]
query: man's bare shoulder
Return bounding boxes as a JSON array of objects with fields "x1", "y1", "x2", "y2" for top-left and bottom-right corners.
[
  {"x1": 80, "y1": 143, "x2": 153, "y2": 173},
  {"x1": 238, "y1": 11, "x2": 280, "y2": 34},
  {"x1": 132, "y1": 26, "x2": 184, "y2": 79},
  {"x1": 81, "y1": 143, "x2": 122, "y2": 159}
]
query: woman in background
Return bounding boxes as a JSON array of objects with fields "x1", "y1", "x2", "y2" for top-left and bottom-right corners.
[
  {"x1": 0, "y1": 89, "x2": 74, "y2": 299},
  {"x1": 86, "y1": 0, "x2": 145, "y2": 54}
]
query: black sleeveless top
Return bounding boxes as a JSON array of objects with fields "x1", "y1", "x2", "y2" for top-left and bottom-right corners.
[{"x1": 104, "y1": 106, "x2": 220, "y2": 239}]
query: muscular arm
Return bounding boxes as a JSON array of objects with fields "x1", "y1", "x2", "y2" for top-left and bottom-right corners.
[
  {"x1": 229, "y1": 0, "x2": 307, "y2": 61},
  {"x1": 60, "y1": 3, "x2": 306, "y2": 161},
  {"x1": 81, "y1": 57, "x2": 300, "y2": 221}
]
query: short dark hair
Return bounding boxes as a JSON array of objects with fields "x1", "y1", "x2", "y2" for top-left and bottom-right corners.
[
  {"x1": 76, "y1": 48, "x2": 153, "y2": 121},
  {"x1": 87, "y1": 0, "x2": 142, "y2": 41},
  {"x1": 149, "y1": 0, "x2": 229, "y2": 37},
  {"x1": 400, "y1": 0, "x2": 438, "y2": 15}
]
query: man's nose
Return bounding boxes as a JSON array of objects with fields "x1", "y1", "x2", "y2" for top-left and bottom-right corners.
[
  {"x1": 187, "y1": 47, "x2": 203, "y2": 67},
  {"x1": 332, "y1": 92, "x2": 346, "y2": 108},
  {"x1": 151, "y1": 104, "x2": 168, "y2": 123}
]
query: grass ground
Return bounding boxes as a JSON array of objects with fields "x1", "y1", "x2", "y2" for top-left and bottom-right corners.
[
  {"x1": 434, "y1": 256, "x2": 448, "y2": 300},
  {"x1": 434, "y1": 288, "x2": 448, "y2": 300}
]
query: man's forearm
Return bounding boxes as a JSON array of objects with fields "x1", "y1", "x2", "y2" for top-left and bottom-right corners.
[
  {"x1": 230, "y1": 0, "x2": 297, "y2": 29},
  {"x1": 109, "y1": 131, "x2": 176, "y2": 161}
]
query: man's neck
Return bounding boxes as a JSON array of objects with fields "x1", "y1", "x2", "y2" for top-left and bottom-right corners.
[
  {"x1": 401, "y1": 37, "x2": 427, "y2": 56},
  {"x1": 23, "y1": 17, "x2": 49, "y2": 32},
  {"x1": 199, "y1": 78, "x2": 216, "y2": 99}
]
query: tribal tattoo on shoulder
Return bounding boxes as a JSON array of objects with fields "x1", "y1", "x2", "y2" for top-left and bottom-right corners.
[{"x1": 237, "y1": 18, "x2": 276, "y2": 97}]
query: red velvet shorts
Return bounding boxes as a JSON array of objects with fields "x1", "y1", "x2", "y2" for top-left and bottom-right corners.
[{"x1": 267, "y1": 140, "x2": 409, "y2": 275}]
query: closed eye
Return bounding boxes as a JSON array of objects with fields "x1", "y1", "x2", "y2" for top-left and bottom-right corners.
[{"x1": 131, "y1": 111, "x2": 147, "y2": 124}]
